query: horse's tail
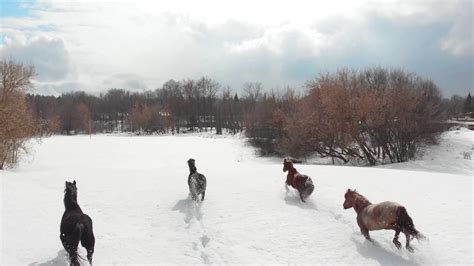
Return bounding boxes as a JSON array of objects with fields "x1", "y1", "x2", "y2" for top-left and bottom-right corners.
[
  {"x1": 299, "y1": 176, "x2": 314, "y2": 202},
  {"x1": 189, "y1": 174, "x2": 200, "y2": 200},
  {"x1": 397, "y1": 206, "x2": 425, "y2": 240},
  {"x1": 67, "y1": 223, "x2": 86, "y2": 265}
]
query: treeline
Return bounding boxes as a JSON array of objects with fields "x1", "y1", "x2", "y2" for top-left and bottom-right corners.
[
  {"x1": 28, "y1": 77, "x2": 249, "y2": 135},
  {"x1": 23, "y1": 66, "x2": 472, "y2": 166}
]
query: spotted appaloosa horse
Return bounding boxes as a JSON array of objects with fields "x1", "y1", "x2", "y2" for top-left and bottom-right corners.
[
  {"x1": 60, "y1": 181, "x2": 95, "y2": 265},
  {"x1": 283, "y1": 159, "x2": 314, "y2": 202},
  {"x1": 343, "y1": 189, "x2": 425, "y2": 252},
  {"x1": 187, "y1": 158, "x2": 207, "y2": 201}
]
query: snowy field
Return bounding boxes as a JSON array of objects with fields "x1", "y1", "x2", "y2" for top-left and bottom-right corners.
[{"x1": 1, "y1": 129, "x2": 473, "y2": 265}]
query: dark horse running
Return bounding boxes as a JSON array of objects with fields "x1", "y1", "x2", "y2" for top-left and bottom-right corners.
[
  {"x1": 187, "y1": 158, "x2": 207, "y2": 201},
  {"x1": 60, "y1": 180, "x2": 95, "y2": 265},
  {"x1": 343, "y1": 189, "x2": 425, "y2": 252},
  {"x1": 283, "y1": 159, "x2": 314, "y2": 202}
]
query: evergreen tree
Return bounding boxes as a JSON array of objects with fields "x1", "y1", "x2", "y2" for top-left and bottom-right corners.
[{"x1": 464, "y1": 93, "x2": 472, "y2": 113}]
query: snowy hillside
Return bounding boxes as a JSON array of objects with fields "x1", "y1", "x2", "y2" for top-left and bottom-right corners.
[{"x1": 1, "y1": 129, "x2": 473, "y2": 265}]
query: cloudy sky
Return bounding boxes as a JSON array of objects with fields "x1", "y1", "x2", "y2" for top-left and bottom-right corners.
[{"x1": 0, "y1": 0, "x2": 472, "y2": 96}]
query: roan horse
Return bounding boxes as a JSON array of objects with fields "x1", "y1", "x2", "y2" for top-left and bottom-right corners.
[
  {"x1": 283, "y1": 159, "x2": 314, "y2": 202},
  {"x1": 187, "y1": 158, "x2": 207, "y2": 201},
  {"x1": 60, "y1": 180, "x2": 95, "y2": 265},
  {"x1": 343, "y1": 189, "x2": 424, "y2": 252}
]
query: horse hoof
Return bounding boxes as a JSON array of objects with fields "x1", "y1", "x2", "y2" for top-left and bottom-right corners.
[
  {"x1": 394, "y1": 242, "x2": 401, "y2": 249},
  {"x1": 406, "y1": 246, "x2": 415, "y2": 253}
]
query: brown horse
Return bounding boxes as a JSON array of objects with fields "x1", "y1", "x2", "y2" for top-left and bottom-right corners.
[
  {"x1": 283, "y1": 159, "x2": 314, "y2": 202},
  {"x1": 343, "y1": 189, "x2": 424, "y2": 252}
]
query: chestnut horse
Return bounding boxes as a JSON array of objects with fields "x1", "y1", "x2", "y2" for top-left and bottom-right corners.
[
  {"x1": 283, "y1": 159, "x2": 314, "y2": 202},
  {"x1": 343, "y1": 189, "x2": 424, "y2": 252}
]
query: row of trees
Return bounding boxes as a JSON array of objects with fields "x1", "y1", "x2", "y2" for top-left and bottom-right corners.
[
  {"x1": 28, "y1": 78, "x2": 250, "y2": 135},
  {"x1": 3, "y1": 59, "x2": 470, "y2": 168}
]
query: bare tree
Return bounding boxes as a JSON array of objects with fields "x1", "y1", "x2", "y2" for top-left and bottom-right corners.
[
  {"x1": 0, "y1": 59, "x2": 36, "y2": 169},
  {"x1": 75, "y1": 103, "x2": 93, "y2": 134},
  {"x1": 281, "y1": 68, "x2": 444, "y2": 165},
  {"x1": 243, "y1": 82, "x2": 263, "y2": 103}
]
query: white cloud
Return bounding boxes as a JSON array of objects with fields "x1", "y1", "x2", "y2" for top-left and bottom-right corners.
[
  {"x1": 0, "y1": 0, "x2": 471, "y2": 95},
  {"x1": 226, "y1": 24, "x2": 328, "y2": 57},
  {"x1": 440, "y1": 4, "x2": 473, "y2": 56},
  {"x1": 367, "y1": 0, "x2": 472, "y2": 57},
  {"x1": 0, "y1": 34, "x2": 71, "y2": 81}
]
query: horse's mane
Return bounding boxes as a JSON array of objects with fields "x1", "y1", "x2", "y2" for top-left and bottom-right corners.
[
  {"x1": 189, "y1": 165, "x2": 197, "y2": 174},
  {"x1": 352, "y1": 191, "x2": 372, "y2": 206},
  {"x1": 187, "y1": 159, "x2": 198, "y2": 174},
  {"x1": 284, "y1": 159, "x2": 297, "y2": 172}
]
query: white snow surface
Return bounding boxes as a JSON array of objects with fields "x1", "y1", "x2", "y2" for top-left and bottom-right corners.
[{"x1": 1, "y1": 130, "x2": 473, "y2": 265}]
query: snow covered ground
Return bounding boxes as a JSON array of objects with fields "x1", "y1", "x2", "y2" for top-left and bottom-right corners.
[{"x1": 1, "y1": 129, "x2": 473, "y2": 265}]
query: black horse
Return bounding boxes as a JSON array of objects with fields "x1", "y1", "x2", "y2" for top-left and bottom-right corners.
[
  {"x1": 187, "y1": 159, "x2": 207, "y2": 201},
  {"x1": 60, "y1": 180, "x2": 95, "y2": 265}
]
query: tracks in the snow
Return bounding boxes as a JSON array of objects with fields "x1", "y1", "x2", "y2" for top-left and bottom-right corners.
[
  {"x1": 173, "y1": 197, "x2": 223, "y2": 264},
  {"x1": 284, "y1": 191, "x2": 352, "y2": 226}
]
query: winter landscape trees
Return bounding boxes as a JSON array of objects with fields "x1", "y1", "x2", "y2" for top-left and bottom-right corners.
[
  {"x1": 279, "y1": 69, "x2": 444, "y2": 164},
  {"x1": 17, "y1": 65, "x2": 471, "y2": 166},
  {"x1": 0, "y1": 60, "x2": 36, "y2": 169}
]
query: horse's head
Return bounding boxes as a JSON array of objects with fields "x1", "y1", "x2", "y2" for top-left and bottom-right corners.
[
  {"x1": 64, "y1": 180, "x2": 77, "y2": 198},
  {"x1": 343, "y1": 188, "x2": 357, "y2": 209},
  {"x1": 283, "y1": 159, "x2": 293, "y2": 172}
]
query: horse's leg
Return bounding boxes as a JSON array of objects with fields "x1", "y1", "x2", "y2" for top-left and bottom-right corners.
[
  {"x1": 358, "y1": 224, "x2": 372, "y2": 242},
  {"x1": 81, "y1": 232, "x2": 95, "y2": 265},
  {"x1": 356, "y1": 218, "x2": 371, "y2": 242},
  {"x1": 189, "y1": 187, "x2": 196, "y2": 201},
  {"x1": 60, "y1": 233, "x2": 68, "y2": 250},
  {"x1": 87, "y1": 248, "x2": 94, "y2": 265},
  {"x1": 85, "y1": 244, "x2": 94, "y2": 265},
  {"x1": 403, "y1": 230, "x2": 414, "y2": 252},
  {"x1": 361, "y1": 228, "x2": 371, "y2": 241},
  {"x1": 392, "y1": 228, "x2": 402, "y2": 249},
  {"x1": 201, "y1": 191, "x2": 205, "y2": 201}
]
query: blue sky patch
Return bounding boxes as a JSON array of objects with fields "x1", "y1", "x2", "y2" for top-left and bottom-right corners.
[{"x1": 0, "y1": 0, "x2": 35, "y2": 18}]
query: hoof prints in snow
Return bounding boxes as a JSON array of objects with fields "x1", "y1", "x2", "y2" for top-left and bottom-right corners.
[
  {"x1": 201, "y1": 235, "x2": 210, "y2": 248},
  {"x1": 173, "y1": 197, "x2": 216, "y2": 263}
]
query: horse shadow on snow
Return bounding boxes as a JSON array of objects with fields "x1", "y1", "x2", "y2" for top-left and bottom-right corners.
[
  {"x1": 350, "y1": 235, "x2": 421, "y2": 265},
  {"x1": 172, "y1": 196, "x2": 203, "y2": 225},
  {"x1": 28, "y1": 250, "x2": 68, "y2": 266}
]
